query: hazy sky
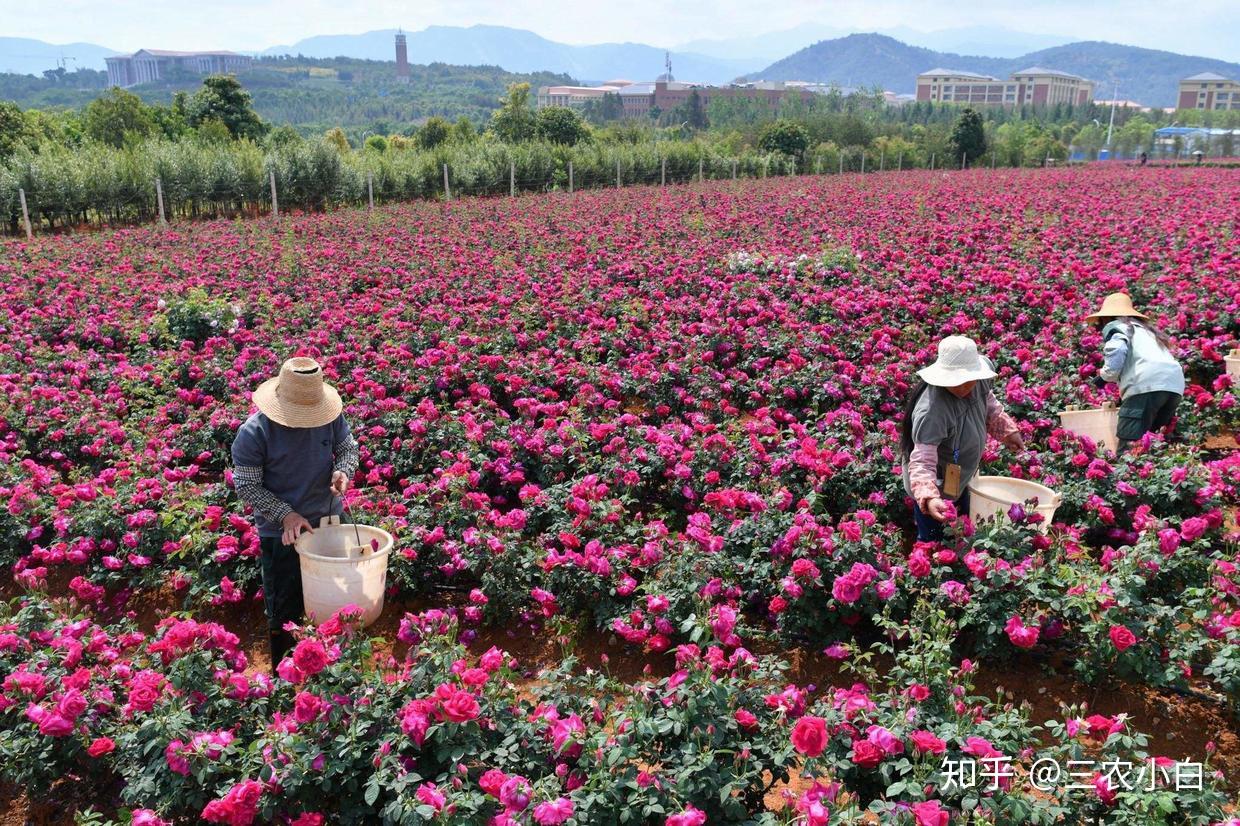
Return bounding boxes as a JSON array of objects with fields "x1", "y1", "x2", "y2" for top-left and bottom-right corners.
[{"x1": 2, "y1": 0, "x2": 1237, "y2": 61}]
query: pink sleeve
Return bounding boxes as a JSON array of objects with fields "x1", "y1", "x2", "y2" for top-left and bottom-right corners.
[
  {"x1": 909, "y1": 443, "x2": 941, "y2": 505},
  {"x1": 985, "y1": 391, "x2": 1019, "y2": 441}
]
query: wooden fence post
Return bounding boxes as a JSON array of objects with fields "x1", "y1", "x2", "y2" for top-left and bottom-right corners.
[
  {"x1": 568, "y1": 161, "x2": 574, "y2": 194},
  {"x1": 616, "y1": 158, "x2": 621, "y2": 188},
  {"x1": 698, "y1": 158, "x2": 704, "y2": 183},
  {"x1": 155, "y1": 177, "x2": 167, "y2": 225},
  {"x1": 367, "y1": 172, "x2": 374, "y2": 210},
  {"x1": 18, "y1": 188, "x2": 32, "y2": 240},
  {"x1": 510, "y1": 161, "x2": 516, "y2": 197},
  {"x1": 443, "y1": 163, "x2": 451, "y2": 200},
  {"x1": 661, "y1": 157, "x2": 666, "y2": 186},
  {"x1": 269, "y1": 170, "x2": 278, "y2": 220}
]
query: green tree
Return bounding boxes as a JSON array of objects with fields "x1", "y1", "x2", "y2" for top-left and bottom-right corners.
[
  {"x1": 1072, "y1": 123, "x2": 1106, "y2": 160},
  {"x1": 323, "y1": 127, "x2": 350, "y2": 153},
  {"x1": 490, "y1": 82, "x2": 536, "y2": 143},
  {"x1": 949, "y1": 107, "x2": 986, "y2": 165},
  {"x1": 535, "y1": 106, "x2": 588, "y2": 145},
  {"x1": 265, "y1": 124, "x2": 303, "y2": 150},
  {"x1": 364, "y1": 134, "x2": 388, "y2": 153},
  {"x1": 687, "y1": 89, "x2": 708, "y2": 130},
  {"x1": 602, "y1": 93, "x2": 624, "y2": 122},
  {"x1": 82, "y1": 87, "x2": 155, "y2": 148},
  {"x1": 757, "y1": 119, "x2": 810, "y2": 157},
  {"x1": 187, "y1": 75, "x2": 266, "y2": 141},
  {"x1": 452, "y1": 116, "x2": 477, "y2": 143},
  {"x1": 418, "y1": 117, "x2": 451, "y2": 149},
  {"x1": 0, "y1": 101, "x2": 31, "y2": 159}
]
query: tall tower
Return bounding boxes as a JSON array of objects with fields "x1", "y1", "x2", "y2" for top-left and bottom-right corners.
[{"x1": 395, "y1": 30, "x2": 410, "y2": 83}]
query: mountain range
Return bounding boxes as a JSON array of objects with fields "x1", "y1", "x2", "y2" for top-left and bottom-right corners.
[
  {"x1": 746, "y1": 34, "x2": 1240, "y2": 106},
  {"x1": 261, "y1": 26, "x2": 753, "y2": 84},
  {"x1": 3, "y1": 26, "x2": 1237, "y2": 107}
]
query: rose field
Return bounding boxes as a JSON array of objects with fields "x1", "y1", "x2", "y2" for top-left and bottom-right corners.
[{"x1": 0, "y1": 165, "x2": 1239, "y2": 825}]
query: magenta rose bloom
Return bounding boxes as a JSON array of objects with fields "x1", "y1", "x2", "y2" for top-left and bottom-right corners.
[
  {"x1": 791, "y1": 715, "x2": 828, "y2": 757},
  {"x1": 292, "y1": 639, "x2": 330, "y2": 676},
  {"x1": 1109, "y1": 625, "x2": 1137, "y2": 652}
]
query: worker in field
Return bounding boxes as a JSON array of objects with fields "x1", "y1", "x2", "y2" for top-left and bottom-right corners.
[
  {"x1": 900, "y1": 336, "x2": 1025, "y2": 542},
  {"x1": 231, "y1": 357, "x2": 358, "y2": 671},
  {"x1": 1086, "y1": 293, "x2": 1185, "y2": 453}
]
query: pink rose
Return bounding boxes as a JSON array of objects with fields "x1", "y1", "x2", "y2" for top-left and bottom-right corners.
[
  {"x1": 441, "y1": 688, "x2": 480, "y2": 723},
  {"x1": 1109, "y1": 625, "x2": 1137, "y2": 652},
  {"x1": 292, "y1": 639, "x2": 330, "y2": 676},
  {"x1": 791, "y1": 715, "x2": 828, "y2": 757},
  {"x1": 666, "y1": 806, "x2": 707, "y2": 826},
  {"x1": 911, "y1": 800, "x2": 950, "y2": 826}
]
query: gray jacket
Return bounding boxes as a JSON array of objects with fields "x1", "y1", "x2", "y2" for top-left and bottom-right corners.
[{"x1": 1100, "y1": 319, "x2": 1184, "y2": 398}]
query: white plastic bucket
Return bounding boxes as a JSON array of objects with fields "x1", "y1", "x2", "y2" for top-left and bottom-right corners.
[
  {"x1": 967, "y1": 475, "x2": 1061, "y2": 533},
  {"x1": 1226, "y1": 349, "x2": 1240, "y2": 379},
  {"x1": 294, "y1": 515, "x2": 393, "y2": 628},
  {"x1": 1058, "y1": 406, "x2": 1119, "y2": 454}
]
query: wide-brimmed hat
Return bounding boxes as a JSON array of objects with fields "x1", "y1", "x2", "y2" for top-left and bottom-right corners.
[
  {"x1": 917, "y1": 335, "x2": 997, "y2": 387},
  {"x1": 1084, "y1": 292, "x2": 1148, "y2": 322},
  {"x1": 252, "y1": 357, "x2": 342, "y2": 428}
]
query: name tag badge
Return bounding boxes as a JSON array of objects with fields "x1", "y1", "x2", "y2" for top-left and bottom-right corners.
[{"x1": 943, "y1": 463, "x2": 962, "y2": 498}]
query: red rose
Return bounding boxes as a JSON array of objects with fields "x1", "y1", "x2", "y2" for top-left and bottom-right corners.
[
  {"x1": 87, "y1": 736, "x2": 116, "y2": 757},
  {"x1": 851, "y1": 739, "x2": 885, "y2": 768},
  {"x1": 441, "y1": 689, "x2": 480, "y2": 723},
  {"x1": 1109, "y1": 625, "x2": 1137, "y2": 652},
  {"x1": 791, "y1": 715, "x2": 828, "y2": 757},
  {"x1": 734, "y1": 708, "x2": 758, "y2": 730},
  {"x1": 908, "y1": 730, "x2": 947, "y2": 755}
]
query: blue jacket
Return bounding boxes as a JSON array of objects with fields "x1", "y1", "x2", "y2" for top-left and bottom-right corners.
[{"x1": 1100, "y1": 319, "x2": 1184, "y2": 398}]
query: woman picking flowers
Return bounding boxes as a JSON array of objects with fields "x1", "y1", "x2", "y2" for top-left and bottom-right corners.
[{"x1": 900, "y1": 336, "x2": 1024, "y2": 541}]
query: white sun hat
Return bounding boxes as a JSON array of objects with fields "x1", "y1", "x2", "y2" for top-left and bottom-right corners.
[
  {"x1": 917, "y1": 335, "x2": 997, "y2": 387},
  {"x1": 252, "y1": 357, "x2": 343, "y2": 428}
]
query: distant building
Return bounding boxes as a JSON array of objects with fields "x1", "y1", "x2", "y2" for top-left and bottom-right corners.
[
  {"x1": 1093, "y1": 99, "x2": 1152, "y2": 112},
  {"x1": 1154, "y1": 126, "x2": 1240, "y2": 154},
  {"x1": 395, "y1": 31, "x2": 410, "y2": 83},
  {"x1": 105, "y1": 49, "x2": 252, "y2": 88},
  {"x1": 538, "y1": 80, "x2": 634, "y2": 109},
  {"x1": 916, "y1": 67, "x2": 1093, "y2": 107},
  {"x1": 536, "y1": 78, "x2": 816, "y2": 118},
  {"x1": 1177, "y1": 73, "x2": 1239, "y2": 110}
]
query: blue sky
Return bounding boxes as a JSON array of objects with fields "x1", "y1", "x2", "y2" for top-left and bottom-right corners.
[{"x1": 1, "y1": 0, "x2": 1236, "y2": 61}]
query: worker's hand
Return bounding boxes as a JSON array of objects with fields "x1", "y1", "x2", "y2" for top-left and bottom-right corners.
[
  {"x1": 281, "y1": 512, "x2": 313, "y2": 546},
  {"x1": 922, "y1": 497, "x2": 949, "y2": 523},
  {"x1": 1003, "y1": 431, "x2": 1025, "y2": 452},
  {"x1": 330, "y1": 471, "x2": 349, "y2": 497}
]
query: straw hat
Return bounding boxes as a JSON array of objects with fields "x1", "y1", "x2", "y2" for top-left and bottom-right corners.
[
  {"x1": 1084, "y1": 292, "x2": 1148, "y2": 322},
  {"x1": 252, "y1": 357, "x2": 342, "y2": 428},
  {"x1": 917, "y1": 335, "x2": 997, "y2": 387}
]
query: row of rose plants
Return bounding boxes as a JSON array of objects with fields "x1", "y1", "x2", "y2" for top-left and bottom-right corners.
[
  {"x1": 0, "y1": 167, "x2": 1238, "y2": 819},
  {"x1": 4, "y1": 596, "x2": 1236, "y2": 824}
]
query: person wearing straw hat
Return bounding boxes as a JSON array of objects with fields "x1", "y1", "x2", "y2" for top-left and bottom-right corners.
[
  {"x1": 900, "y1": 336, "x2": 1025, "y2": 542},
  {"x1": 230, "y1": 357, "x2": 359, "y2": 670},
  {"x1": 1085, "y1": 292, "x2": 1184, "y2": 453}
]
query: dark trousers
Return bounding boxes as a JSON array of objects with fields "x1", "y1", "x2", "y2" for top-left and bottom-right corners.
[
  {"x1": 260, "y1": 536, "x2": 304, "y2": 667},
  {"x1": 912, "y1": 490, "x2": 971, "y2": 542},
  {"x1": 1117, "y1": 391, "x2": 1181, "y2": 453}
]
